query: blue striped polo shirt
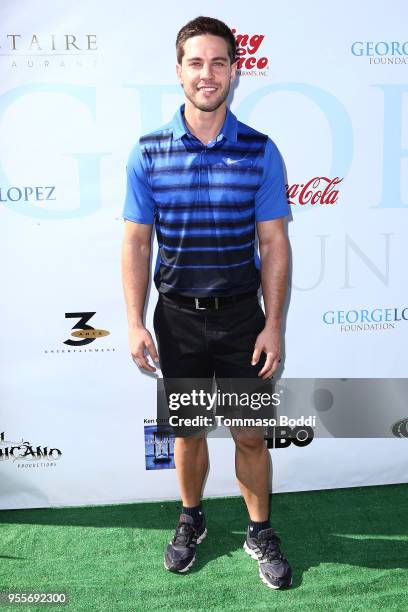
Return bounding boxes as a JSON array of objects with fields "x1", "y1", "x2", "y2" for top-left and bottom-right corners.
[{"x1": 123, "y1": 104, "x2": 289, "y2": 297}]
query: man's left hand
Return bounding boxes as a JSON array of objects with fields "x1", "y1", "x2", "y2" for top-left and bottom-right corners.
[{"x1": 251, "y1": 325, "x2": 281, "y2": 379}]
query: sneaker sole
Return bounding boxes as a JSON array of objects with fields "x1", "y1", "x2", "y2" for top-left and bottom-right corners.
[
  {"x1": 243, "y1": 541, "x2": 293, "y2": 589},
  {"x1": 164, "y1": 528, "x2": 208, "y2": 574}
]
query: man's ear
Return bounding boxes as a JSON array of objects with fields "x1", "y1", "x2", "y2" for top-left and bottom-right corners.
[
  {"x1": 176, "y1": 63, "x2": 182, "y2": 84},
  {"x1": 230, "y1": 61, "x2": 237, "y2": 82}
]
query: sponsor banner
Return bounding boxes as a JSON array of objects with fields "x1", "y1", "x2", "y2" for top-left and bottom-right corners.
[{"x1": 1, "y1": 1, "x2": 407, "y2": 509}]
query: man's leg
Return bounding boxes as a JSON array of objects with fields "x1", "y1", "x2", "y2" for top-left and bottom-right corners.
[
  {"x1": 174, "y1": 433, "x2": 208, "y2": 507},
  {"x1": 211, "y1": 296, "x2": 272, "y2": 522},
  {"x1": 212, "y1": 296, "x2": 292, "y2": 588},
  {"x1": 153, "y1": 295, "x2": 213, "y2": 572},
  {"x1": 230, "y1": 429, "x2": 269, "y2": 521}
]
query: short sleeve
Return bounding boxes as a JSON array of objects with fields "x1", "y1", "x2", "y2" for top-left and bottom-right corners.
[
  {"x1": 122, "y1": 142, "x2": 155, "y2": 224},
  {"x1": 255, "y1": 138, "x2": 290, "y2": 221}
]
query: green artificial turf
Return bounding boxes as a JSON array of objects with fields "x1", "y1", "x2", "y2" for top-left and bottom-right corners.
[{"x1": 0, "y1": 484, "x2": 407, "y2": 611}]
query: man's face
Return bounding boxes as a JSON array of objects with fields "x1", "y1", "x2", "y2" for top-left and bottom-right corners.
[{"x1": 176, "y1": 34, "x2": 237, "y2": 113}]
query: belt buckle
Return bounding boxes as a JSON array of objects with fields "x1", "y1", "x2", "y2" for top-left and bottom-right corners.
[
  {"x1": 195, "y1": 298, "x2": 206, "y2": 310},
  {"x1": 194, "y1": 297, "x2": 219, "y2": 310}
]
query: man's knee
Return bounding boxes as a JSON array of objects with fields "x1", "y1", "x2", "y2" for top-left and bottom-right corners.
[
  {"x1": 175, "y1": 432, "x2": 206, "y2": 448},
  {"x1": 232, "y1": 428, "x2": 266, "y2": 452}
]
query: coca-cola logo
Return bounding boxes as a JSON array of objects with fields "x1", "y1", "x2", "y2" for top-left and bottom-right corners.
[
  {"x1": 231, "y1": 29, "x2": 268, "y2": 75},
  {"x1": 286, "y1": 177, "x2": 343, "y2": 206}
]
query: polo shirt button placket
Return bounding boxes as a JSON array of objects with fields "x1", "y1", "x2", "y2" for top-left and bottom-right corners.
[
  {"x1": 198, "y1": 148, "x2": 203, "y2": 203},
  {"x1": 198, "y1": 147, "x2": 207, "y2": 203}
]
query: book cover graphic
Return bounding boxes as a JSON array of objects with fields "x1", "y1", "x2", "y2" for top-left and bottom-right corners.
[{"x1": 144, "y1": 425, "x2": 175, "y2": 470}]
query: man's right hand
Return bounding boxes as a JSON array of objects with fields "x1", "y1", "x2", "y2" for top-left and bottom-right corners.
[{"x1": 128, "y1": 326, "x2": 160, "y2": 373}]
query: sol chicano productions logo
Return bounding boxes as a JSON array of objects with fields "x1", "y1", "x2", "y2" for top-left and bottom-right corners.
[
  {"x1": 0, "y1": 33, "x2": 98, "y2": 69},
  {"x1": 0, "y1": 430, "x2": 62, "y2": 468},
  {"x1": 231, "y1": 28, "x2": 268, "y2": 76},
  {"x1": 286, "y1": 177, "x2": 343, "y2": 206},
  {"x1": 323, "y1": 307, "x2": 408, "y2": 333},
  {"x1": 43, "y1": 311, "x2": 115, "y2": 354}
]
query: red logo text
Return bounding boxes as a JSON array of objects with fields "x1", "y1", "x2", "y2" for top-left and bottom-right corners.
[
  {"x1": 286, "y1": 177, "x2": 343, "y2": 206},
  {"x1": 231, "y1": 29, "x2": 268, "y2": 71}
]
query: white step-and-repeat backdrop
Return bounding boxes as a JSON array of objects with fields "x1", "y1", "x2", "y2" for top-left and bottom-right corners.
[{"x1": 1, "y1": 0, "x2": 407, "y2": 509}]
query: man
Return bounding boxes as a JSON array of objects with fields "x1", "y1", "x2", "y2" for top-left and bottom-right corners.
[{"x1": 121, "y1": 16, "x2": 292, "y2": 590}]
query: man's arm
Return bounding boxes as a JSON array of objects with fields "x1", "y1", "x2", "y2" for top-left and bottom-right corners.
[
  {"x1": 121, "y1": 219, "x2": 159, "y2": 372},
  {"x1": 251, "y1": 218, "x2": 289, "y2": 379}
]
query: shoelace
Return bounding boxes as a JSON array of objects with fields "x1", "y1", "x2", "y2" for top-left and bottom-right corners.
[
  {"x1": 258, "y1": 534, "x2": 283, "y2": 563},
  {"x1": 172, "y1": 522, "x2": 196, "y2": 547}
]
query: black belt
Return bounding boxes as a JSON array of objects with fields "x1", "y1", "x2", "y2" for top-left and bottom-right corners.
[{"x1": 161, "y1": 291, "x2": 258, "y2": 310}]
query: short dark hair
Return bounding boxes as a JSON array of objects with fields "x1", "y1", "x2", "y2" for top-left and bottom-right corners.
[{"x1": 176, "y1": 16, "x2": 237, "y2": 64}]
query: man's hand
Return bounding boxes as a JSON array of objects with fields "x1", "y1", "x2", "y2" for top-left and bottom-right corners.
[
  {"x1": 129, "y1": 325, "x2": 160, "y2": 373},
  {"x1": 251, "y1": 325, "x2": 281, "y2": 379}
]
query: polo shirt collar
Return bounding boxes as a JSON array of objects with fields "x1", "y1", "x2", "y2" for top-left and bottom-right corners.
[{"x1": 172, "y1": 103, "x2": 238, "y2": 143}]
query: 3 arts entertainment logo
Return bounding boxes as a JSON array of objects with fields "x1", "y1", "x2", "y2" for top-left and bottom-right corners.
[
  {"x1": 231, "y1": 28, "x2": 269, "y2": 76},
  {"x1": 43, "y1": 311, "x2": 115, "y2": 355},
  {"x1": 351, "y1": 41, "x2": 408, "y2": 65},
  {"x1": 0, "y1": 33, "x2": 98, "y2": 69},
  {"x1": 286, "y1": 177, "x2": 343, "y2": 206},
  {"x1": 0, "y1": 430, "x2": 62, "y2": 468},
  {"x1": 323, "y1": 307, "x2": 408, "y2": 333}
]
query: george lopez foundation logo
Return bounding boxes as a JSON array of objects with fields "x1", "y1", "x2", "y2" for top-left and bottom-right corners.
[
  {"x1": 0, "y1": 430, "x2": 62, "y2": 468},
  {"x1": 0, "y1": 185, "x2": 56, "y2": 204},
  {"x1": 323, "y1": 307, "x2": 408, "y2": 333},
  {"x1": 351, "y1": 41, "x2": 408, "y2": 65},
  {"x1": 43, "y1": 311, "x2": 116, "y2": 355},
  {"x1": 286, "y1": 177, "x2": 343, "y2": 206},
  {"x1": 231, "y1": 28, "x2": 269, "y2": 76},
  {"x1": 0, "y1": 33, "x2": 98, "y2": 69}
]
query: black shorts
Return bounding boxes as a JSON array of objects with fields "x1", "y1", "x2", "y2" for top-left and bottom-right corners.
[{"x1": 153, "y1": 293, "x2": 275, "y2": 437}]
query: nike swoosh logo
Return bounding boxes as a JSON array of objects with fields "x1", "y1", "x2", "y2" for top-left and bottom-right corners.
[{"x1": 224, "y1": 157, "x2": 245, "y2": 165}]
